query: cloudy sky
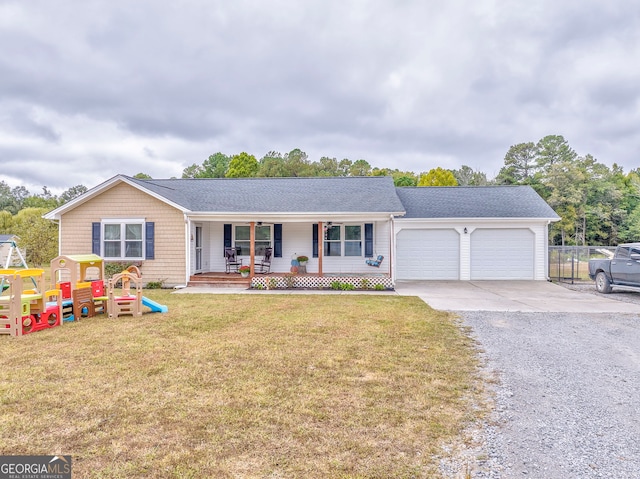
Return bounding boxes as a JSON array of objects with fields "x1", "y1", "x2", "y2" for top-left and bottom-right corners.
[{"x1": 1, "y1": 0, "x2": 639, "y2": 194}]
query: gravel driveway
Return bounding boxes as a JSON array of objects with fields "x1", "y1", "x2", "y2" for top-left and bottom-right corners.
[{"x1": 447, "y1": 284, "x2": 640, "y2": 478}]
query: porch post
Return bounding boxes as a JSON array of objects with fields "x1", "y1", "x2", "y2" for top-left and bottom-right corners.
[
  {"x1": 318, "y1": 221, "x2": 323, "y2": 277},
  {"x1": 250, "y1": 221, "x2": 255, "y2": 276}
]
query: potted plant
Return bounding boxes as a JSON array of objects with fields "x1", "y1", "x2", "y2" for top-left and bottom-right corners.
[
  {"x1": 297, "y1": 255, "x2": 309, "y2": 266},
  {"x1": 239, "y1": 265, "x2": 251, "y2": 277}
]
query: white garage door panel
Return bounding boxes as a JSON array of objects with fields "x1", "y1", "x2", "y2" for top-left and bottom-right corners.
[
  {"x1": 397, "y1": 229, "x2": 459, "y2": 280},
  {"x1": 471, "y1": 229, "x2": 534, "y2": 280}
]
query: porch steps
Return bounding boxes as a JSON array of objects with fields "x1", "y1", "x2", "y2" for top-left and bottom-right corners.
[{"x1": 187, "y1": 273, "x2": 251, "y2": 288}]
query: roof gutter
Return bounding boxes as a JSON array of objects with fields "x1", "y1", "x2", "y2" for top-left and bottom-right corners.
[{"x1": 185, "y1": 212, "x2": 405, "y2": 222}]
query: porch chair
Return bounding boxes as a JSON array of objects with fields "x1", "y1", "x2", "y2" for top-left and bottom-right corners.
[
  {"x1": 225, "y1": 247, "x2": 243, "y2": 273},
  {"x1": 254, "y1": 247, "x2": 272, "y2": 274},
  {"x1": 366, "y1": 255, "x2": 384, "y2": 267}
]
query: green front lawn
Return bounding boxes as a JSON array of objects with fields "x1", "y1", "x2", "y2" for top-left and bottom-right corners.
[{"x1": 0, "y1": 292, "x2": 482, "y2": 478}]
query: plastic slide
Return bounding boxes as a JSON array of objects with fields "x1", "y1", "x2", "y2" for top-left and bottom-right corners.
[{"x1": 141, "y1": 296, "x2": 169, "y2": 313}]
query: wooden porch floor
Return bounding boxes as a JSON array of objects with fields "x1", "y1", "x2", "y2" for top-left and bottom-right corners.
[
  {"x1": 188, "y1": 272, "x2": 325, "y2": 288},
  {"x1": 188, "y1": 272, "x2": 253, "y2": 287}
]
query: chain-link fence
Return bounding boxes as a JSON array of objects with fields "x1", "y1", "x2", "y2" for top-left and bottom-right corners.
[{"x1": 548, "y1": 246, "x2": 617, "y2": 283}]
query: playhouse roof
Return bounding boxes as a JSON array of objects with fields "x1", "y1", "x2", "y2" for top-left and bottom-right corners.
[{"x1": 54, "y1": 254, "x2": 104, "y2": 264}]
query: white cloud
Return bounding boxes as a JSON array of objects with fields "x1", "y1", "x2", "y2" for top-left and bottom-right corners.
[{"x1": 1, "y1": 0, "x2": 639, "y2": 194}]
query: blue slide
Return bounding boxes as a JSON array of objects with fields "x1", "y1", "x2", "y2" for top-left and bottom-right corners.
[{"x1": 142, "y1": 296, "x2": 169, "y2": 313}]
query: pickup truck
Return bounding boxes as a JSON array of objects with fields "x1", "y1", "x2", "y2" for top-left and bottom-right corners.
[{"x1": 588, "y1": 243, "x2": 640, "y2": 293}]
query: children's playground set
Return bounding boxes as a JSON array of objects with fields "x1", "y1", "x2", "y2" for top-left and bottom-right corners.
[{"x1": 1, "y1": 246, "x2": 168, "y2": 338}]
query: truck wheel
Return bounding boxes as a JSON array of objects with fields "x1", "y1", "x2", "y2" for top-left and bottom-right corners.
[{"x1": 595, "y1": 272, "x2": 612, "y2": 294}]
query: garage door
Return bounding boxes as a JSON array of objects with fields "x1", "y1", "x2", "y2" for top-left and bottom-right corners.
[
  {"x1": 471, "y1": 229, "x2": 534, "y2": 280},
  {"x1": 396, "y1": 229, "x2": 459, "y2": 280}
]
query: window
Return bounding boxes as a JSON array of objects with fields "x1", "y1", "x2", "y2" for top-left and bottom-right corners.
[
  {"x1": 235, "y1": 225, "x2": 271, "y2": 256},
  {"x1": 324, "y1": 224, "x2": 362, "y2": 257},
  {"x1": 617, "y1": 247, "x2": 630, "y2": 260},
  {"x1": 102, "y1": 221, "x2": 144, "y2": 259},
  {"x1": 324, "y1": 225, "x2": 341, "y2": 256},
  {"x1": 344, "y1": 225, "x2": 362, "y2": 256}
]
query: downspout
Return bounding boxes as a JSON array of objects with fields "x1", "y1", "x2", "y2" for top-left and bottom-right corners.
[
  {"x1": 390, "y1": 215, "x2": 395, "y2": 283},
  {"x1": 183, "y1": 214, "x2": 191, "y2": 287},
  {"x1": 55, "y1": 219, "x2": 62, "y2": 256}
]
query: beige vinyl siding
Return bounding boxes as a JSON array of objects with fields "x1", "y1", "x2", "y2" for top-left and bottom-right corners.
[{"x1": 60, "y1": 182, "x2": 186, "y2": 287}]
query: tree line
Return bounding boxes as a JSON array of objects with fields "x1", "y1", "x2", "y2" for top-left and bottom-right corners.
[
  {"x1": 494, "y1": 135, "x2": 639, "y2": 246},
  {"x1": 1, "y1": 134, "x2": 638, "y2": 265},
  {"x1": 179, "y1": 137, "x2": 639, "y2": 246}
]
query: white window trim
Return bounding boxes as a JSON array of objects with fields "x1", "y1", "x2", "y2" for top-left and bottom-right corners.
[
  {"x1": 324, "y1": 223, "x2": 364, "y2": 257},
  {"x1": 344, "y1": 224, "x2": 363, "y2": 257},
  {"x1": 101, "y1": 218, "x2": 146, "y2": 260},
  {"x1": 233, "y1": 224, "x2": 273, "y2": 256}
]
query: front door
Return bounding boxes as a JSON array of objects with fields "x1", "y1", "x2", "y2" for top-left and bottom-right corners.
[{"x1": 195, "y1": 225, "x2": 203, "y2": 273}]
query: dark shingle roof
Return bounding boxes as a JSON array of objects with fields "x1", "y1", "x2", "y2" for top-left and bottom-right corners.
[
  {"x1": 395, "y1": 186, "x2": 559, "y2": 219},
  {"x1": 126, "y1": 176, "x2": 406, "y2": 214}
]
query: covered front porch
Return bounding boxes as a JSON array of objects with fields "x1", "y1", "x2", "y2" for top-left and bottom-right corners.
[{"x1": 187, "y1": 217, "x2": 393, "y2": 286}]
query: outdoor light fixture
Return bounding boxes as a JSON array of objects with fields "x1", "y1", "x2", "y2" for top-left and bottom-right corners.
[{"x1": 464, "y1": 227, "x2": 468, "y2": 234}]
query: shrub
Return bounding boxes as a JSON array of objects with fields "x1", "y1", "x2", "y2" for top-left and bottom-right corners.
[
  {"x1": 285, "y1": 275, "x2": 295, "y2": 288},
  {"x1": 330, "y1": 281, "x2": 355, "y2": 291}
]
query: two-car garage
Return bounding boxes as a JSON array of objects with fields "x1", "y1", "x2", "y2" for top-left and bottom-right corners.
[
  {"x1": 395, "y1": 227, "x2": 537, "y2": 281},
  {"x1": 393, "y1": 186, "x2": 559, "y2": 282}
]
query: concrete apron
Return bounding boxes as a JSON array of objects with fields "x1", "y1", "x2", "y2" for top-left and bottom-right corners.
[{"x1": 394, "y1": 280, "x2": 640, "y2": 313}]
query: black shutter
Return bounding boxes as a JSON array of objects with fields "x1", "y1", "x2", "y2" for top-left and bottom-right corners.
[
  {"x1": 145, "y1": 222, "x2": 155, "y2": 260},
  {"x1": 364, "y1": 223, "x2": 374, "y2": 258},
  {"x1": 312, "y1": 224, "x2": 318, "y2": 258},
  {"x1": 273, "y1": 224, "x2": 282, "y2": 257},
  {"x1": 224, "y1": 224, "x2": 232, "y2": 255},
  {"x1": 92, "y1": 222, "x2": 101, "y2": 255}
]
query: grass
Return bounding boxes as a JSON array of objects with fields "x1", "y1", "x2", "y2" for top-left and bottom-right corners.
[
  {"x1": 0, "y1": 292, "x2": 482, "y2": 478},
  {"x1": 548, "y1": 260, "x2": 593, "y2": 281}
]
